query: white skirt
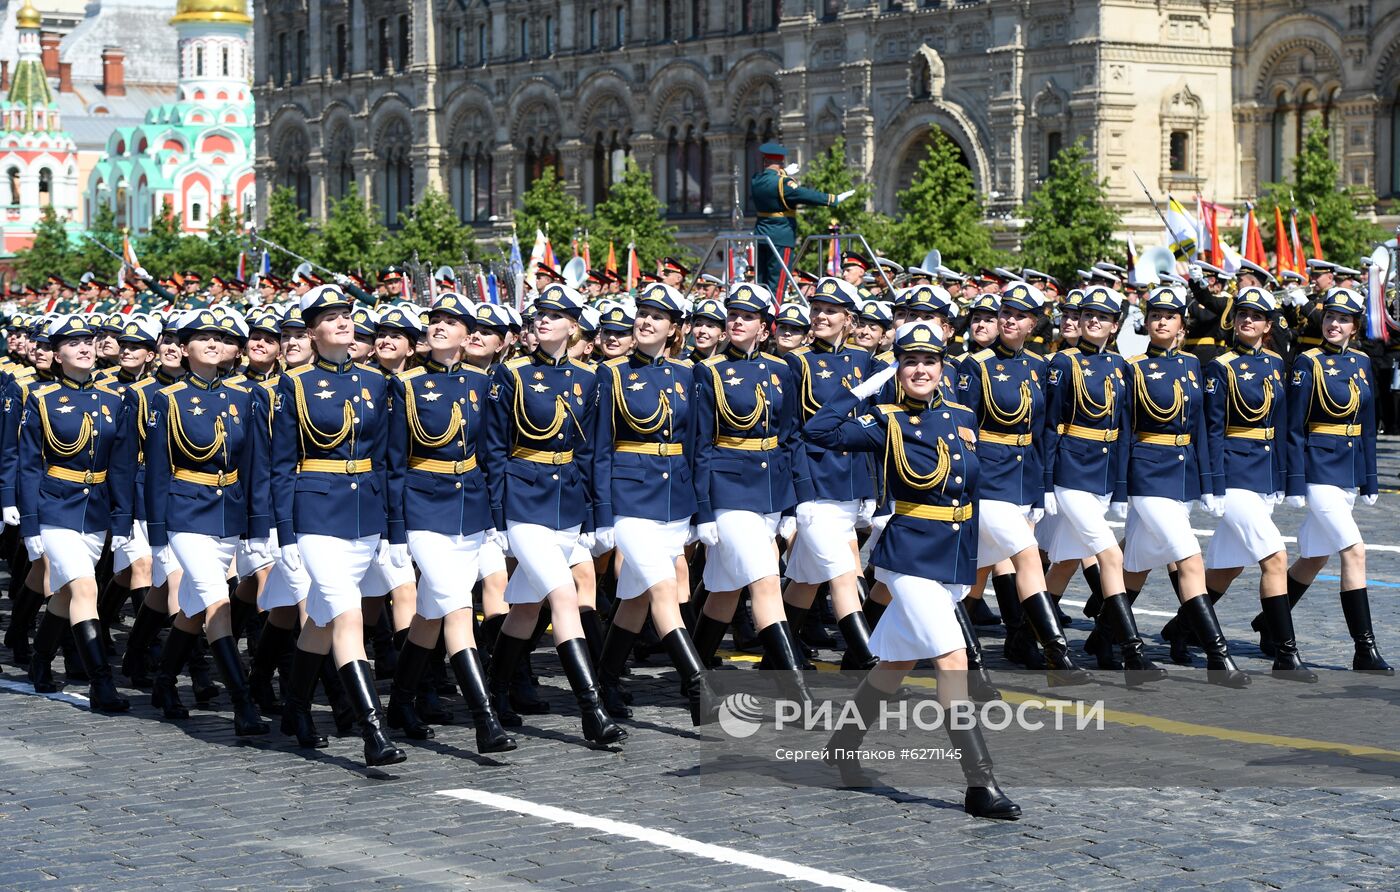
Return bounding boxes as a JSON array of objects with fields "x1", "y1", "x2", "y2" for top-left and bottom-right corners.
[
  {"x1": 504, "y1": 522, "x2": 582, "y2": 605},
  {"x1": 479, "y1": 535, "x2": 507, "y2": 579},
  {"x1": 976, "y1": 499, "x2": 1037, "y2": 567},
  {"x1": 169, "y1": 532, "x2": 238, "y2": 617},
  {"x1": 235, "y1": 528, "x2": 278, "y2": 577},
  {"x1": 40, "y1": 525, "x2": 105, "y2": 591},
  {"x1": 1123, "y1": 496, "x2": 1200, "y2": 573},
  {"x1": 298, "y1": 534, "x2": 380, "y2": 627},
  {"x1": 1205, "y1": 489, "x2": 1286, "y2": 569},
  {"x1": 869, "y1": 568, "x2": 966, "y2": 661},
  {"x1": 702, "y1": 509, "x2": 780, "y2": 592},
  {"x1": 614, "y1": 516, "x2": 690, "y2": 600},
  {"x1": 784, "y1": 499, "x2": 860, "y2": 584},
  {"x1": 112, "y1": 519, "x2": 152, "y2": 574},
  {"x1": 361, "y1": 538, "x2": 417, "y2": 598},
  {"x1": 408, "y1": 529, "x2": 484, "y2": 619},
  {"x1": 259, "y1": 542, "x2": 310, "y2": 611},
  {"x1": 1297, "y1": 484, "x2": 1362, "y2": 559},
  {"x1": 1048, "y1": 487, "x2": 1116, "y2": 563}
]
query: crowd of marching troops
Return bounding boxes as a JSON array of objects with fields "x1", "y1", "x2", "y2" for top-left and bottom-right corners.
[{"x1": 0, "y1": 235, "x2": 1394, "y2": 823}]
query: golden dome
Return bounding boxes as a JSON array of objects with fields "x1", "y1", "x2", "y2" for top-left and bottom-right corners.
[
  {"x1": 16, "y1": 0, "x2": 42, "y2": 30},
  {"x1": 170, "y1": 0, "x2": 252, "y2": 26}
]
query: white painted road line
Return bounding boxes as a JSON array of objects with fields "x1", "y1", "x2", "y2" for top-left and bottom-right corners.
[
  {"x1": 1105, "y1": 521, "x2": 1400, "y2": 554},
  {"x1": 436, "y1": 787, "x2": 905, "y2": 892},
  {"x1": 0, "y1": 675, "x2": 91, "y2": 707},
  {"x1": 1059, "y1": 598, "x2": 1176, "y2": 619}
]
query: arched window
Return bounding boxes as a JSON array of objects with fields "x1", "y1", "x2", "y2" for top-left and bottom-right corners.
[
  {"x1": 222, "y1": 46, "x2": 230, "y2": 77},
  {"x1": 591, "y1": 130, "x2": 630, "y2": 207},
  {"x1": 377, "y1": 18, "x2": 389, "y2": 73},
  {"x1": 662, "y1": 1, "x2": 674, "y2": 40},
  {"x1": 589, "y1": 9, "x2": 599, "y2": 49},
  {"x1": 38, "y1": 169, "x2": 53, "y2": 207},
  {"x1": 545, "y1": 15, "x2": 554, "y2": 55},
  {"x1": 335, "y1": 24, "x2": 347, "y2": 77},
  {"x1": 520, "y1": 18, "x2": 530, "y2": 58},
  {"x1": 478, "y1": 24, "x2": 488, "y2": 65},
  {"x1": 525, "y1": 136, "x2": 558, "y2": 189},
  {"x1": 455, "y1": 142, "x2": 494, "y2": 222},
  {"x1": 382, "y1": 120, "x2": 413, "y2": 227},
  {"x1": 742, "y1": 117, "x2": 775, "y2": 212},
  {"x1": 691, "y1": 0, "x2": 702, "y2": 37},
  {"x1": 397, "y1": 14, "x2": 410, "y2": 70},
  {"x1": 327, "y1": 131, "x2": 354, "y2": 201},
  {"x1": 667, "y1": 125, "x2": 709, "y2": 215},
  {"x1": 6, "y1": 167, "x2": 20, "y2": 206},
  {"x1": 196, "y1": 46, "x2": 204, "y2": 77},
  {"x1": 1270, "y1": 94, "x2": 1288, "y2": 182},
  {"x1": 295, "y1": 31, "x2": 307, "y2": 83},
  {"x1": 616, "y1": 5, "x2": 626, "y2": 47},
  {"x1": 191, "y1": 201, "x2": 203, "y2": 223},
  {"x1": 454, "y1": 27, "x2": 465, "y2": 66}
]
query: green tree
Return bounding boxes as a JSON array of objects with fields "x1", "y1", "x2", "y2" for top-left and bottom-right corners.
[
  {"x1": 14, "y1": 205, "x2": 76, "y2": 283},
  {"x1": 386, "y1": 188, "x2": 475, "y2": 270},
  {"x1": 794, "y1": 137, "x2": 894, "y2": 264},
  {"x1": 515, "y1": 168, "x2": 591, "y2": 257},
  {"x1": 134, "y1": 200, "x2": 189, "y2": 277},
  {"x1": 1019, "y1": 139, "x2": 1122, "y2": 286},
  {"x1": 889, "y1": 131, "x2": 1001, "y2": 273},
  {"x1": 71, "y1": 203, "x2": 124, "y2": 282},
  {"x1": 1255, "y1": 118, "x2": 1384, "y2": 267},
  {"x1": 318, "y1": 184, "x2": 390, "y2": 277},
  {"x1": 258, "y1": 185, "x2": 318, "y2": 276},
  {"x1": 203, "y1": 202, "x2": 248, "y2": 276},
  {"x1": 591, "y1": 157, "x2": 683, "y2": 268}
]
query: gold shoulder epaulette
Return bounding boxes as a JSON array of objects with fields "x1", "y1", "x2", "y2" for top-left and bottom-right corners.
[
  {"x1": 701, "y1": 354, "x2": 725, "y2": 367},
  {"x1": 570, "y1": 358, "x2": 597, "y2": 373},
  {"x1": 971, "y1": 348, "x2": 995, "y2": 362},
  {"x1": 876, "y1": 403, "x2": 905, "y2": 416},
  {"x1": 354, "y1": 362, "x2": 380, "y2": 374},
  {"x1": 287, "y1": 364, "x2": 316, "y2": 378},
  {"x1": 506, "y1": 356, "x2": 532, "y2": 370},
  {"x1": 603, "y1": 356, "x2": 629, "y2": 369},
  {"x1": 159, "y1": 381, "x2": 187, "y2": 396},
  {"x1": 762, "y1": 352, "x2": 785, "y2": 363},
  {"x1": 399, "y1": 366, "x2": 427, "y2": 380}
]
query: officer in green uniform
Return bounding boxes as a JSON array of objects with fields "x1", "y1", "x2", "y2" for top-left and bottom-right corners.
[{"x1": 749, "y1": 144, "x2": 851, "y2": 299}]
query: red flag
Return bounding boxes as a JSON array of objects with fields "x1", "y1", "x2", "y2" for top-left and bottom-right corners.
[
  {"x1": 605, "y1": 242, "x2": 617, "y2": 275},
  {"x1": 1243, "y1": 205, "x2": 1267, "y2": 267},
  {"x1": 1309, "y1": 212, "x2": 1323, "y2": 261},
  {"x1": 1273, "y1": 206, "x2": 1293, "y2": 276}
]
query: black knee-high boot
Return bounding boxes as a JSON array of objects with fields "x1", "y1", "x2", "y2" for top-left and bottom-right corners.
[
  {"x1": 822, "y1": 675, "x2": 889, "y2": 787},
  {"x1": 1098, "y1": 594, "x2": 1167, "y2": 685},
  {"x1": 280, "y1": 648, "x2": 328, "y2": 748},
  {"x1": 151, "y1": 626, "x2": 196, "y2": 719},
  {"x1": 477, "y1": 613, "x2": 505, "y2": 666},
  {"x1": 487, "y1": 630, "x2": 531, "y2": 728},
  {"x1": 1260, "y1": 595, "x2": 1317, "y2": 682},
  {"x1": 951, "y1": 600, "x2": 1002, "y2": 702},
  {"x1": 597, "y1": 621, "x2": 637, "y2": 719},
  {"x1": 28, "y1": 608, "x2": 67, "y2": 693},
  {"x1": 962, "y1": 594, "x2": 1001, "y2": 627},
  {"x1": 862, "y1": 596, "x2": 889, "y2": 629},
  {"x1": 579, "y1": 606, "x2": 607, "y2": 666},
  {"x1": 96, "y1": 580, "x2": 130, "y2": 654},
  {"x1": 120, "y1": 601, "x2": 165, "y2": 687},
  {"x1": 248, "y1": 620, "x2": 294, "y2": 713},
  {"x1": 228, "y1": 595, "x2": 256, "y2": 649},
  {"x1": 782, "y1": 600, "x2": 817, "y2": 665},
  {"x1": 692, "y1": 610, "x2": 730, "y2": 668},
  {"x1": 1019, "y1": 592, "x2": 1091, "y2": 686},
  {"x1": 1080, "y1": 562, "x2": 1105, "y2": 619},
  {"x1": 386, "y1": 630, "x2": 435, "y2": 740},
  {"x1": 662, "y1": 628, "x2": 719, "y2": 726},
  {"x1": 948, "y1": 721, "x2": 1021, "y2": 820},
  {"x1": 1084, "y1": 584, "x2": 1127, "y2": 670},
  {"x1": 1162, "y1": 588, "x2": 1225, "y2": 665},
  {"x1": 556, "y1": 637, "x2": 627, "y2": 746},
  {"x1": 1340, "y1": 588, "x2": 1394, "y2": 674},
  {"x1": 993, "y1": 574, "x2": 1045, "y2": 669},
  {"x1": 414, "y1": 638, "x2": 455, "y2": 724},
  {"x1": 209, "y1": 635, "x2": 270, "y2": 735},
  {"x1": 510, "y1": 609, "x2": 552, "y2": 716},
  {"x1": 185, "y1": 635, "x2": 221, "y2": 704},
  {"x1": 338, "y1": 660, "x2": 407, "y2": 766},
  {"x1": 449, "y1": 647, "x2": 515, "y2": 753},
  {"x1": 1253, "y1": 575, "x2": 1309, "y2": 657},
  {"x1": 1179, "y1": 595, "x2": 1250, "y2": 687},
  {"x1": 730, "y1": 591, "x2": 763, "y2": 653},
  {"x1": 4, "y1": 585, "x2": 43, "y2": 666},
  {"x1": 370, "y1": 610, "x2": 397, "y2": 680},
  {"x1": 837, "y1": 612, "x2": 878, "y2": 670},
  {"x1": 71, "y1": 619, "x2": 129, "y2": 713},
  {"x1": 319, "y1": 657, "x2": 356, "y2": 735},
  {"x1": 757, "y1": 621, "x2": 813, "y2": 705},
  {"x1": 62, "y1": 626, "x2": 87, "y2": 681}
]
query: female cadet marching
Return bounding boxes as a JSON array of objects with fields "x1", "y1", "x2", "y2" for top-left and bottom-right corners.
[
  {"x1": 1042, "y1": 287, "x2": 1165, "y2": 683},
  {"x1": 18, "y1": 315, "x2": 136, "y2": 712},
  {"x1": 806, "y1": 321, "x2": 1020, "y2": 820},
  {"x1": 481, "y1": 282, "x2": 627, "y2": 748},
  {"x1": 143, "y1": 309, "x2": 271, "y2": 734},
  {"x1": 383, "y1": 292, "x2": 515, "y2": 753},
  {"x1": 270, "y1": 284, "x2": 407, "y2": 766},
  {"x1": 1193, "y1": 286, "x2": 1314, "y2": 679},
  {"x1": 688, "y1": 282, "x2": 812, "y2": 700},
  {"x1": 1281, "y1": 287, "x2": 1391, "y2": 674},
  {"x1": 590, "y1": 283, "x2": 717, "y2": 726},
  {"x1": 1122, "y1": 287, "x2": 1249, "y2": 687},
  {"x1": 959, "y1": 282, "x2": 1089, "y2": 684},
  {"x1": 780, "y1": 277, "x2": 879, "y2": 670}
]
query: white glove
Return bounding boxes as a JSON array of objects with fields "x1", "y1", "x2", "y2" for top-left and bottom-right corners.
[
  {"x1": 577, "y1": 531, "x2": 596, "y2": 550},
  {"x1": 334, "y1": 273, "x2": 351, "y2": 286},
  {"x1": 1267, "y1": 491, "x2": 1284, "y2": 506},
  {"x1": 1187, "y1": 263, "x2": 1203, "y2": 280},
  {"x1": 777, "y1": 515, "x2": 797, "y2": 540},
  {"x1": 857, "y1": 499, "x2": 877, "y2": 526},
  {"x1": 24, "y1": 535, "x2": 44, "y2": 559},
  {"x1": 1285, "y1": 495, "x2": 1307, "y2": 509},
  {"x1": 1043, "y1": 491, "x2": 1058, "y2": 517},
  {"x1": 1109, "y1": 502, "x2": 1129, "y2": 520},
  {"x1": 387, "y1": 542, "x2": 411, "y2": 568},
  {"x1": 783, "y1": 162, "x2": 800, "y2": 177},
  {"x1": 697, "y1": 522, "x2": 720, "y2": 547},
  {"x1": 851, "y1": 363, "x2": 897, "y2": 401},
  {"x1": 1028, "y1": 507, "x2": 1045, "y2": 524},
  {"x1": 486, "y1": 528, "x2": 508, "y2": 550},
  {"x1": 279, "y1": 543, "x2": 302, "y2": 572},
  {"x1": 1286, "y1": 287, "x2": 1310, "y2": 308},
  {"x1": 2, "y1": 506, "x2": 19, "y2": 526},
  {"x1": 594, "y1": 526, "x2": 615, "y2": 550},
  {"x1": 246, "y1": 537, "x2": 273, "y2": 560},
  {"x1": 834, "y1": 189, "x2": 856, "y2": 204},
  {"x1": 1200, "y1": 493, "x2": 1225, "y2": 518},
  {"x1": 134, "y1": 266, "x2": 149, "y2": 279},
  {"x1": 1363, "y1": 493, "x2": 1378, "y2": 506},
  {"x1": 110, "y1": 535, "x2": 131, "y2": 552}
]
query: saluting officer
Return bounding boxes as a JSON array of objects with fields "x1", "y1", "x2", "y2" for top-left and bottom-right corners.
[{"x1": 1281, "y1": 287, "x2": 1391, "y2": 675}]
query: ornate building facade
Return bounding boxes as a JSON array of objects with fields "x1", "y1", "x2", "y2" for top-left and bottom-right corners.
[{"x1": 252, "y1": 0, "x2": 1400, "y2": 250}]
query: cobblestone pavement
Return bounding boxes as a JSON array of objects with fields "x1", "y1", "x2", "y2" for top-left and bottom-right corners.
[{"x1": 2, "y1": 441, "x2": 1400, "y2": 890}]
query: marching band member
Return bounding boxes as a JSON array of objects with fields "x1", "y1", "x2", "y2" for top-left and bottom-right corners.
[
  {"x1": 383, "y1": 292, "x2": 515, "y2": 752},
  {"x1": 592, "y1": 283, "x2": 717, "y2": 725},
  {"x1": 1123, "y1": 287, "x2": 1248, "y2": 687},
  {"x1": 481, "y1": 283, "x2": 627, "y2": 747},
  {"x1": 807, "y1": 321, "x2": 1020, "y2": 820},
  {"x1": 1280, "y1": 287, "x2": 1391, "y2": 674},
  {"x1": 959, "y1": 283, "x2": 1089, "y2": 684},
  {"x1": 1042, "y1": 287, "x2": 1165, "y2": 683},
  {"x1": 781, "y1": 277, "x2": 879, "y2": 670},
  {"x1": 1193, "y1": 286, "x2": 1314, "y2": 680},
  {"x1": 17, "y1": 315, "x2": 136, "y2": 712},
  {"x1": 144, "y1": 310, "x2": 271, "y2": 734},
  {"x1": 689, "y1": 283, "x2": 812, "y2": 700},
  {"x1": 270, "y1": 284, "x2": 407, "y2": 766}
]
